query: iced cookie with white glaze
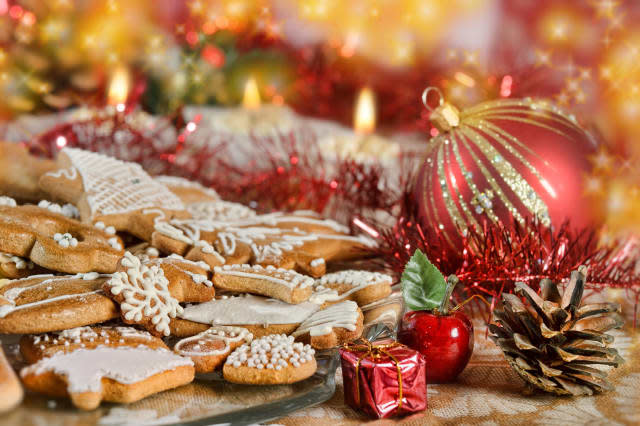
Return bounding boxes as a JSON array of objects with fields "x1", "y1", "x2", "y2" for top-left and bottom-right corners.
[
  {"x1": 38, "y1": 147, "x2": 188, "y2": 242},
  {"x1": 223, "y1": 334, "x2": 316, "y2": 385},
  {"x1": 20, "y1": 325, "x2": 164, "y2": 363},
  {"x1": 213, "y1": 264, "x2": 313, "y2": 304},
  {"x1": 170, "y1": 294, "x2": 320, "y2": 338},
  {"x1": 151, "y1": 220, "x2": 371, "y2": 277},
  {"x1": 310, "y1": 270, "x2": 392, "y2": 306},
  {"x1": 20, "y1": 325, "x2": 194, "y2": 410},
  {"x1": 173, "y1": 326, "x2": 252, "y2": 373},
  {"x1": 103, "y1": 252, "x2": 215, "y2": 337},
  {"x1": 292, "y1": 301, "x2": 363, "y2": 349},
  {"x1": 0, "y1": 273, "x2": 118, "y2": 334}
]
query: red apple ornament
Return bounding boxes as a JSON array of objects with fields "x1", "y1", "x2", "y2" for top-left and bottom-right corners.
[{"x1": 398, "y1": 249, "x2": 474, "y2": 383}]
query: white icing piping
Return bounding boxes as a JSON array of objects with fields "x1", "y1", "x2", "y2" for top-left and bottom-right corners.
[
  {"x1": 174, "y1": 326, "x2": 252, "y2": 357},
  {"x1": 214, "y1": 264, "x2": 314, "y2": 289},
  {"x1": 292, "y1": 300, "x2": 359, "y2": 337},
  {"x1": 107, "y1": 252, "x2": 182, "y2": 336}
]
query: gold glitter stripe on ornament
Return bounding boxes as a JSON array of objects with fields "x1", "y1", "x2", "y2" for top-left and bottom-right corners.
[
  {"x1": 458, "y1": 125, "x2": 526, "y2": 225},
  {"x1": 469, "y1": 113, "x2": 576, "y2": 143},
  {"x1": 481, "y1": 121, "x2": 557, "y2": 202},
  {"x1": 449, "y1": 129, "x2": 494, "y2": 225},
  {"x1": 464, "y1": 99, "x2": 583, "y2": 132},
  {"x1": 463, "y1": 123, "x2": 550, "y2": 224},
  {"x1": 436, "y1": 139, "x2": 468, "y2": 238},
  {"x1": 466, "y1": 99, "x2": 584, "y2": 131},
  {"x1": 422, "y1": 145, "x2": 456, "y2": 247}
]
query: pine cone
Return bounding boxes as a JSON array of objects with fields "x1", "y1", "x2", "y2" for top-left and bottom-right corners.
[{"x1": 489, "y1": 266, "x2": 625, "y2": 396}]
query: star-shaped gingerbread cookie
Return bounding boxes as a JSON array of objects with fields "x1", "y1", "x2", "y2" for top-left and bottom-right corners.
[{"x1": 39, "y1": 147, "x2": 188, "y2": 241}]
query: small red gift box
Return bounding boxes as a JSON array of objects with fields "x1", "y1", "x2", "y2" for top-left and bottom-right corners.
[{"x1": 340, "y1": 339, "x2": 427, "y2": 419}]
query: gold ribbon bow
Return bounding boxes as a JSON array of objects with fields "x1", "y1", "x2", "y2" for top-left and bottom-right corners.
[{"x1": 342, "y1": 339, "x2": 404, "y2": 409}]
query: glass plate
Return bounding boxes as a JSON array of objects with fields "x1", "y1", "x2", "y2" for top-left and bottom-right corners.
[{"x1": 0, "y1": 292, "x2": 402, "y2": 426}]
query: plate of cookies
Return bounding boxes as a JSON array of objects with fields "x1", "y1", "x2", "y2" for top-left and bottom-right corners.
[{"x1": 0, "y1": 143, "x2": 400, "y2": 425}]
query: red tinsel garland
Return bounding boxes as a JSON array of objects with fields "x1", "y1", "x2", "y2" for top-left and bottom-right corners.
[
  {"x1": 25, "y1": 112, "x2": 640, "y2": 319},
  {"x1": 359, "y1": 183, "x2": 640, "y2": 311}
]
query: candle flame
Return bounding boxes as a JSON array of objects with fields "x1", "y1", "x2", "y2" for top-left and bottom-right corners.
[
  {"x1": 354, "y1": 87, "x2": 376, "y2": 134},
  {"x1": 107, "y1": 66, "x2": 130, "y2": 107},
  {"x1": 243, "y1": 77, "x2": 261, "y2": 109}
]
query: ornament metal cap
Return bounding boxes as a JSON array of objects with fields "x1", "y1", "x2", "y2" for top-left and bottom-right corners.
[{"x1": 422, "y1": 87, "x2": 460, "y2": 132}]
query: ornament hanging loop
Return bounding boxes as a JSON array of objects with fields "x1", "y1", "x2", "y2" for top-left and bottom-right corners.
[
  {"x1": 422, "y1": 86, "x2": 460, "y2": 133},
  {"x1": 422, "y1": 87, "x2": 444, "y2": 112}
]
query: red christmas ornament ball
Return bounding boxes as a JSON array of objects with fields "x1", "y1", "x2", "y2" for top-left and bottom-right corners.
[{"x1": 415, "y1": 95, "x2": 598, "y2": 247}]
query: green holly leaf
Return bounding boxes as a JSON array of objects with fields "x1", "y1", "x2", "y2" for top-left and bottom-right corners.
[{"x1": 401, "y1": 249, "x2": 447, "y2": 311}]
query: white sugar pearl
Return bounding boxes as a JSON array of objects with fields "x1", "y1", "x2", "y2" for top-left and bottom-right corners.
[
  {"x1": 105, "y1": 226, "x2": 116, "y2": 235},
  {"x1": 257, "y1": 364, "x2": 264, "y2": 370},
  {"x1": 70, "y1": 238, "x2": 78, "y2": 247},
  {"x1": 59, "y1": 239, "x2": 69, "y2": 248},
  {"x1": 233, "y1": 361, "x2": 241, "y2": 367},
  {"x1": 95, "y1": 222, "x2": 105, "y2": 229},
  {"x1": 54, "y1": 233, "x2": 62, "y2": 241},
  {"x1": 275, "y1": 365, "x2": 282, "y2": 370}
]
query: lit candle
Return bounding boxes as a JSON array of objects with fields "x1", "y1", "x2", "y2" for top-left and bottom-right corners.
[
  {"x1": 354, "y1": 87, "x2": 376, "y2": 135},
  {"x1": 320, "y1": 87, "x2": 399, "y2": 163},
  {"x1": 242, "y1": 77, "x2": 261, "y2": 110},
  {"x1": 183, "y1": 76, "x2": 296, "y2": 136},
  {"x1": 107, "y1": 65, "x2": 130, "y2": 113}
]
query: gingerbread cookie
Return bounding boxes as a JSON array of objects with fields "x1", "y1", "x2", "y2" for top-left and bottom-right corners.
[
  {"x1": 309, "y1": 270, "x2": 393, "y2": 306},
  {"x1": 20, "y1": 326, "x2": 194, "y2": 410},
  {"x1": 0, "y1": 273, "x2": 118, "y2": 334},
  {"x1": 213, "y1": 264, "x2": 313, "y2": 304},
  {"x1": 0, "y1": 142, "x2": 56, "y2": 202},
  {"x1": 173, "y1": 326, "x2": 253, "y2": 373},
  {"x1": 0, "y1": 252, "x2": 35, "y2": 279},
  {"x1": 0, "y1": 204, "x2": 124, "y2": 274},
  {"x1": 155, "y1": 175, "x2": 220, "y2": 204},
  {"x1": 172, "y1": 294, "x2": 320, "y2": 338},
  {"x1": 152, "y1": 223, "x2": 328, "y2": 276},
  {"x1": 20, "y1": 326, "x2": 164, "y2": 363},
  {"x1": 223, "y1": 334, "x2": 316, "y2": 385},
  {"x1": 211, "y1": 226, "x2": 374, "y2": 271},
  {"x1": 0, "y1": 344, "x2": 23, "y2": 413},
  {"x1": 39, "y1": 147, "x2": 187, "y2": 241},
  {"x1": 104, "y1": 252, "x2": 215, "y2": 336},
  {"x1": 292, "y1": 301, "x2": 363, "y2": 349}
]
